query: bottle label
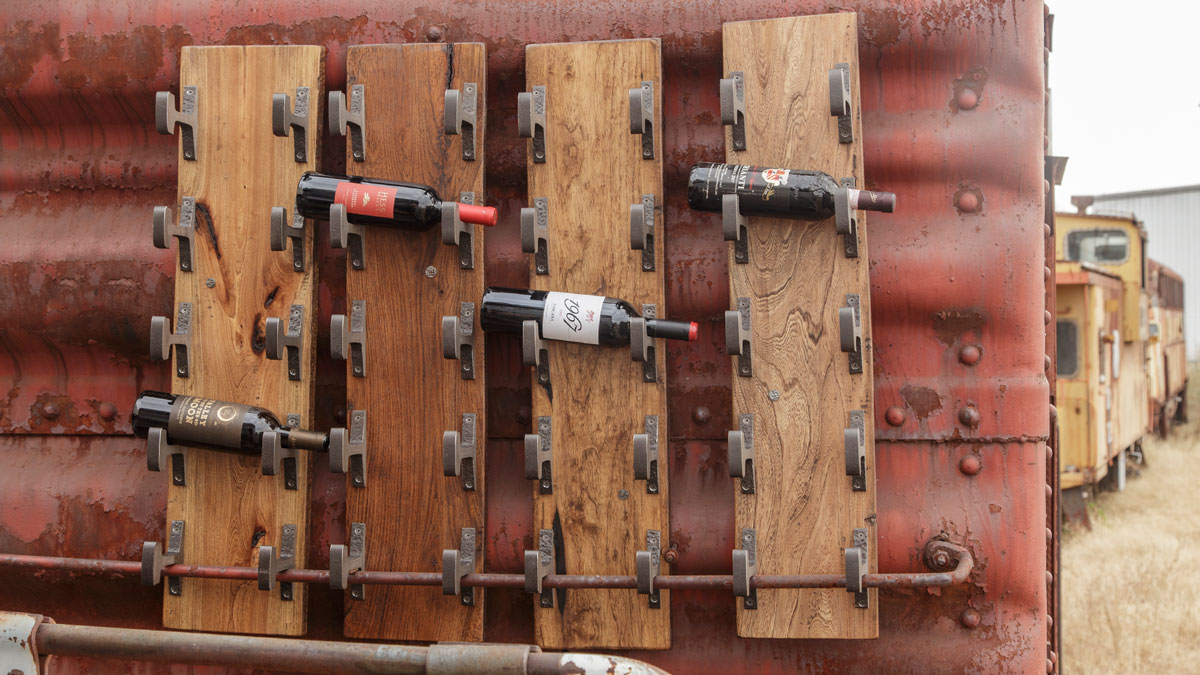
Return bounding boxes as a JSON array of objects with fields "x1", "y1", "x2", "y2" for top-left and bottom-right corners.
[
  {"x1": 334, "y1": 181, "x2": 396, "y2": 218},
  {"x1": 541, "y1": 292, "x2": 604, "y2": 345},
  {"x1": 167, "y1": 396, "x2": 249, "y2": 448}
]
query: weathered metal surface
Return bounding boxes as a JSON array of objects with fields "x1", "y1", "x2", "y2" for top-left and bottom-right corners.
[{"x1": 0, "y1": 0, "x2": 1046, "y2": 672}]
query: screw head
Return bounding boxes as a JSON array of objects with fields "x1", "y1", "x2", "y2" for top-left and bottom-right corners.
[
  {"x1": 884, "y1": 406, "x2": 906, "y2": 427},
  {"x1": 425, "y1": 266, "x2": 437, "y2": 278},
  {"x1": 205, "y1": 278, "x2": 216, "y2": 288},
  {"x1": 618, "y1": 489, "x2": 630, "y2": 500},
  {"x1": 768, "y1": 390, "x2": 780, "y2": 401}
]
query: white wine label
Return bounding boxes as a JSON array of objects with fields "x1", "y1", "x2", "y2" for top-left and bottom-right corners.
[
  {"x1": 541, "y1": 292, "x2": 604, "y2": 344},
  {"x1": 760, "y1": 167, "x2": 790, "y2": 186}
]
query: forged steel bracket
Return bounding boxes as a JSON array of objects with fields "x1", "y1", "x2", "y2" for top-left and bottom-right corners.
[
  {"x1": 525, "y1": 528, "x2": 556, "y2": 609},
  {"x1": 329, "y1": 85, "x2": 366, "y2": 162},
  {"x1": 260, "y1": 414, "x2": 302, "y2": 491},
  {"x1": 155, "y1": 87, "x2": 199, "y2": 161},
  {"x1": 636, "y1": 530, "x2": 663, "y2": 609},
  {"x1": 633, "y1": 414, "x2": 660, "y2": 494},
  {"x1": 720, "y1": 71, "x2": 747, "y2": 152},
  {"x1": 441, "y1": 191, "x2": 479, "y2": 269},
  {"x1": 520, "y1": 197, "x2": 550, "y2": 275},
  {"x1": 517, "y1": 85, "x2": 547, "y2": 163},
  {"x1": 272, "y1": 87, "x2": 310, "y2": 163},
  {"x1": 844, "y1": 409, "x2": 867, "y2": 492},
  {"x1": 443, "y1": 412, "x2": 478, "y2": 491},
  {"x1": 834, "y1": 177, "x2": 860, "y2": 258},
  {"x1": 522, "y1": 320, "x2": 551, "y2": 389},
  {"x1": 330, "y1": 521, "x2": 366, "y2": 601},
  {"x1": 441, "y1": 302, "x2": 477, "y2": 380},
  {"x1": 629, "y1": 80, "x2": 655, "y2": 159},
  {"x1": 442, "y1": 528, "x2": 477, "y2": 606},
  {"x1": 839, "y1": 294, "x2": 864, "y2": 374},
  {"x1": 152, "y1": 197, "x2": 197, "y2": 273},
  {"x1": 525, "y1": 416, "x2": 553, "y2": 494},
  {"x1": 257, "y1": 524, "x2": 297, "y2": 601},
  {"x1": 329, "y1": 409, "x2": 368, "y2": 488},
  {"x1": 269, "y1": 206, "x2": 307, "y2": 272},
  {"x1": 722, "y1": 193, "x2": 749, "y2": 264},
  {"x1": 265, "y1": 304, "x2": 304, "y2": 381},
  {"x1": 629, "y1": 193, "x2": 656, "y2": 272},
  {"x1": 330, "y1": 203, "x2": 366, "y2": 270},
  {"x1": 630, "y1": 303, "x2": 658, "y2": 383},
  {"x1": 444, "y1": 83, "x2": 478, "y2": 161},
  {"x1": 845, "y1": 528, "x2": 869, "y2": 609},
  {"x1": 728, "y1": 413, "x2": 756, "y2": 494},
  {"x1": 829, "y1": 63, "x2": 854, "y2": 144},
  {"x1": 146, "y1": 426, "x2": 187, "y2": 487},
  {"x1": 725, "y1": 296, "x2": 753, "y2": 377},
  {"x1": 141, "y1": 519, "x2": 185, "y2": 597},
  {"x1": 331, "y1": 300, "x2": 367, "y2": 378},
  {"x1": 733, "y1": 528, "x2": 758, "y2": 610},
  {"x1": 150, "y1": 302, "x2": 193, "y2": 378}
]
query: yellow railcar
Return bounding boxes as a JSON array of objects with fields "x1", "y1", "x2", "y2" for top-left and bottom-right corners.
[{"x1": 1147, "y1": 259, "x2": 1188, "y2": 436}]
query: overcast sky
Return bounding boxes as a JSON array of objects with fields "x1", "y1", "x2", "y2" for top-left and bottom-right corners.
[{"x1": 1050, "y1": 0, "x2": 1200, "y2": 209}]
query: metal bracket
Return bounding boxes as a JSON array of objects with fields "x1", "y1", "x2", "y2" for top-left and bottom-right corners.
[
  {"x1": 522, "y1": 320, "x2": 551, "y2": 388},
  {"x1": 525, "y1": 528, "x2": 556, "y2": 608},
  {"x1": 329, "y1": 409, "x2": 367, "y2": 488},
  {"x1": 726, "y1": 297, "x2": 753, "y2": 377},
  {"x1": 150, "y1": 302, "x2": 192, "y2": 378},
  {"x1": 330, "y1": 203, "x2": 366, "y2": 270},
  {"x1": 636, "y1": 530, "x2": 663, "y2": 609},
  {"x1": 442, "y1": 528, "x2": 477, "y2": 606},
  {"x1": 517, "y1": 85, "x2": 547, "y2": 163},
  {"x1": 146, "y1": 427, "x2": 187, "y2": 486},
  {"x1": 257, "y1": 524, "x2": 297, "y2": 601},
  {"x1": 834, "y1": 177, "x2": 860, "y2": 258},
  {"x1": 330, "y1": 521, "x2": 366, "y2": 601},
  {"x1": 441, "y1": 302, "x2": 477, "y2": 380},
  {"x1": 152, "y1": 197, "x2": 197, "y2": 273},
  {"x1": 443, "y1": 413, "x2": 478, "y2": 491},
  {"x1": 629, "y1": 193, "x2": 656, "y2": 272},
  {"x1": 845, "y1": 528, "x2": 869, "y2": 609},
  {"x1": 728, "y1": 413, "x2": 755, "y2": 494},
  {"x1": 525, "y1": 416, "x2": 552, "y2": 494},
  {"x1": 829, "y1": 63, "x2": 854, "y2": 144},
  {"x1": 733, "y1": 528, "x2": 758, "y2": 610},
  {"x1": 839, "y1": 294, "x2": 864, "y2": 374},
  {"x1": 269, "y1": 206, "x2": 307, "y2": 272},
  {"x1": 331, "y1": 300, "x2": 367, "y2": 378},
  {"x1": 520, "y1": 197, "x2": 550, "y2": 275},
  {"x1": 329, "y1": 85, "x2": 366, "y2": 162},
  {"x1": 260, "y1": 416, "x2": 301, "y2": 491},
  {"x1": 720, "y1": 71, "x2": 747, "y2": 152},
  {"x1": 272, "y1": 87, "x2": 310, "y2": 163},
  {"x1": 141, "y1": 519, "x2": 185, "y2": 597},
  {"x1": 445, "y1": 82, "x2": 478, "y2": 161},
  {"x1": 633, "y1": 415, "x2": 660, "y2": 494},
  {"x1": 629, "y1": 80, "x2": 654, "y2": 160},
  {"x1": 265, "y1": 304, "x2": 304, "y2": 381},
  {"x1": 723, "y1": 193, "x2": 749, "y2": 264},
  {"x1": 155, "y1": 86, "x2": 199, "y2": 161},
  {"x1": 845, "y1": 410, "x2": 867, "y2": 492},
  {"x1": 630, "y1": 303, "x2": 658, "y2": 383},
  {"x1": 441, "y1": 191, "x2": 479, "y2": 270}
]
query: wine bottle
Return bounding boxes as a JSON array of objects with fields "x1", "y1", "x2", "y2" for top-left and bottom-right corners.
[
  {"x1": 295, "y1": 171, "x2": 498, "y2": 231},
  {"x1": 686, "y1": 162, "x2": 896, "y2": 220},
  {"x1": 130, "y1": 391, "x2": 328, "y2": 456},
  {"x1": 480, "y1": 287, "x2": 698, "y2": 346}
]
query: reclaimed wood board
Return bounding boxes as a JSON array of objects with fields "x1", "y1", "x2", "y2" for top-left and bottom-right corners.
[
  {"x1": 163, "y1": 45, "x2": 323, "y2": 635},
  {"x1": 526, "y1": 38, "x2": 670, "y2": 650},
  {"x1": 723, "y1": 14, "x2": 879, "y2": 639},
  {"x1": 341, "y1": 43, "x2": 487, "y2": 642}
]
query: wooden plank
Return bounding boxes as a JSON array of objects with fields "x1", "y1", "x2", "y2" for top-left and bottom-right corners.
[
  {"x1": 164, "y1": 45, "x2": 323, "y2": 635},
  {"x1": 341, "y1": 43, "x2": 487, "y2": 642},
  {"x1": 526, "y1": 39, "x2": 669, "y2": 650},
  {"x1": 723, "y1": 14, "x2": 879, "y2": 639}
]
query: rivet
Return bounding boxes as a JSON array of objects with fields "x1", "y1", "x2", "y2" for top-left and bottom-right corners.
[
  {"x1": 956, "y1": 191, "x2": 980, "y2": 213},
  {"x1": 1046, "y1": 527, "x2": 1053, "y2": 542},
  {"x1": 1046, "y1": 444, "x2": 1054, "y2": 461},
  {"x1": 1045, "y1": 570, "x2": 1053, "y2": 585},
  {"x1": 885, "y1": 406, "x2": 906, "y2": 426},
  {"x1": 1049, "y1": 649, "x2": 1058, "y2": 665},
  {"x1": 1044, "y1": 135, "x2": 1050, "y2": 151},
  {"x1": 206, "y1": 278, "x2": 216, "y2": 288},
  {"x1": 1045, "y1": 223, "x2": 1052, "y2": 237},
  {"x1": 425, "y1": 266, "x2": 437, "y2": 278},
  {"x1": 1049, "y1": 404, "x2": 1057, "y2": 423},
  {"x1": 958, "y1": 405, "x2": 980, "y2": 428},
  {"x1": 691, "y1": 406, "x2": 711, "y2": 425},
  {"x1": 41, "y1": 401, "x2": 61, "y2": 420},
  {"x1": 516, "y1": 406, "x2": 532, "y2": 426},
  {"x1": 1044, "y1": 310, "x2": 1052, "y2": 325},
  {"x1": 1046, "y1": 484, "x2": 1053, "y2": 498},
  {"x1": 426, "y1": 25, "x2": 444, "y2": 41},
  {"x1": 333, "y1": 405, "x2": 347, "y2": 425},
  {"x1": 1047, "y1": 659, "x2": 1055, "y2": 674},
  {"x1": 959, "y1": 608, "x2": 981, "y2": 629},
  {"x1": 956, "y1": 89, "x2": 979, "y2": 110},
  {"x1": 1044, "y1": 179, "x2": 1051, "y2": 195},
  {"x1": 1045, "y1": 354, "x2": 1052, "y2": 372},
  {"x1": 662, "y1": 548, "x2": 678, "y2": 564},
  {"x1": 1044, "y1": 266, "x2": 1052, "y2": 282},
  {"x1": 959, "y1": 344, "x2": 981, "y2": 366},
  {"x1": 959, "y1": 454, "x2": 982, "y2": 476},
  {"x1": 98, "y1": 402, "x2": 118, "y2": 421},
  {"x1": 1047, "y1": 614, "x2": 1053, "y2": 629}
]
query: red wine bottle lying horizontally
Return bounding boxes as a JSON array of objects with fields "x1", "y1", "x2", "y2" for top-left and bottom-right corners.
[
  {"x1": 687, "y1": 162, "x2": 896, "y2": 220},
  {"x1": 480, "y1": 287, "x2": 698, "y2": 346},
  {"x1": 130, "y1": 391, "x2": 328, "y2": 456},
  {"x1": 295, "y1": 172, "x2": 498, "y2": 231}
]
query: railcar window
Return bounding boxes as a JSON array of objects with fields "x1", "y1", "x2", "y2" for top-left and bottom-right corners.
[
  {"x1": 1057, "y1": 320, "x2": 1079, "y2": 377},
  {"x1": 1065, "y1": 229, "x2": 1129, "y2": 264}
]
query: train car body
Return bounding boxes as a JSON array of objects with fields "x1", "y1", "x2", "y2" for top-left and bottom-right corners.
[{"x1": 1147, "y1": 259, "x2": 1188, "y2": 436}]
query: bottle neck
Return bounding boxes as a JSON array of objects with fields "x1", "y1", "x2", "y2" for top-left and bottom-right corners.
[
  {"x1": 645, "y1": 319, "x2": 698, "y2": 342},
  {"x1": 281, "y1": 427, "x2": 329, "y2": 453}
]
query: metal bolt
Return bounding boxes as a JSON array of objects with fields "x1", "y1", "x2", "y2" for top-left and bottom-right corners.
[
  {"x1": 959, "y1": 608, "x2": 981, "y2": 629},
  {"x1": 206, "y1": 278, "x2": 216, "y2": 288},
  {"x1": 691, "y1": 406, "x2": 710, "y2": 425},
  {"x1": 885, "y1": 406, "x2": 906, "y2": 427},
  {"x1": 959, "y1": 344, "x2": 981, "y2": 366},
  {"x1": 958, "y1": 405, "x2": 980, "y2": 428},
  {"x1": 426, "y1": 25, "x2": 444, "y2": 41},
  {"x1": 98, "y1": 402, "x2": 118, "y2": 421},
  {"x1": 425, "y1": 266, "x2": 437, "y2": 278},
  {"x1": 41, "y1": 401, "x2": 61, "y2": 419},
  {"x1": 932, "y1": 550, "x2": 951, "y2": 568},
  {"x1": 768, "y1": 390, "x2": 780, "y2": 401},
  {"x1": 956, "y1": 89, "x2": 979, "y2": 110},
  {"x1": 956, "y1": 191, "x2": 980, "y2": 213},
  {"x1": 662, "y1": 548, "x2": 678, "y2": 564},
  {"x1": 617, "y1": 489, "x2": 630, "y2": 500},
  {"x1": 959, "y1": 454, "x2": 982, "y2": 476}
]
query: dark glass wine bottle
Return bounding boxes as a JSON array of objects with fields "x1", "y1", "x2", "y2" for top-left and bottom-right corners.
[
  {"x1": 480, "y1": 287, "x2": 698, "y2": 346},
  {"x1": 295, "y1": 172, "x2": 498, "y2": 231},
  {"x1": 686, "y1": 162, "x2": 896, "y2": 220},
  {"x1": 130, "y1": 391, "x2": 328, "y2": 456}
]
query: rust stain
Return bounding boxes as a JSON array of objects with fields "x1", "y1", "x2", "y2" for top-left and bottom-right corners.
[
  {"x1": 58, "y1": 25, "x2": 180, "y2": 90},
  {"x1": 900, "y1": 385, "x2": 943, "y2": 419},
  {"x1": 931, "y1": 309, "x2": 988, "y2": 347},
  {"x1": 0, "y1": 22, "x2": 61, "y2": 90}
]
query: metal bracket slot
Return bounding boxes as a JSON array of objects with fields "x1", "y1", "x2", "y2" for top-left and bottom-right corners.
[
  {"x1": 269, "y1": 206, "x2": 307, "y2": 272},
  {"x1": 443, "y1": 413, "x2": 478, "y2": 491},
  {"x1": 146, "y1": 427, "x2": 187, "y2": 486},
  {"x1": 720, "y1": 71, "x2": 747, "y2": 152},
  {"x1": 330, "y1": 521, "x2": 366, "y2": 601},
  {"x1": 152, "y1": 197, "x2": 197, "y2": 273},
  {"x1": 441, "y1": 191, "x2": 479, "y2": 270},
  {"x1": 525, "y1": 416, "x2": 552, "y2": 494},
  {"x1": 633, "y1": 415, "x2": 660, "y2": 494},
  {"x1": 844, "y1": 410, "x2": 867, "y2": 492},
  {"x1": 272, "y1": 87, "x2": 310, "y2": 163},
  {"x1": 839, "y1": 294, "x2": 864, "y2": 374},
  {"x1": 329, "y1": 85, "x2": 366, "y2": 162},
  {"x1": 726, "y1": 297, "x2": 753, "y2": 377},
  {"x1": 525, "y1": 528, "x2": 556, "y2": 608},
  {"x1": 265, "y1": 304, "x2": 304, "y2": 381},
  {"x1": 636, "y1": 530, "x2": 663, "y2": 609},
  {"x1": 141, "y1": 519, "x2": 185, "y2": 597},
  {"x1": 728, "y1": 413, "x2": 755, "y2": 494},
  {"x1": 723, "y1": 193, "x2": 749, "y2": 264},
  {"x1": 629, "y1": 193, "x2": 656, "y2": 272},
  {"x1": 628, "y1": 80, "x2": 654, "y2": 159},
  {"x1": 331, "y1": 300, "x2": 367, "y2": 378},
  {"x1": 522, "y1": 320, "x2": 551, "y2": 389},
  {"x1": 444, "y1": 82, "x2": 478, "y2": 161},
  {"x1": 733, "y1": 528, "x2": 758, "y2": 610},
  {"x1": 829, "y1": 63, "x2": 854, "y2": 144},
  {"x1": 630, "y1": 304, "x2": 658, "y2": 383},
  {"x1": 834, "y1": 177, "x2": 860, "y2": 258},
  {"x1": 441, "y1": 302, "x2": 477, "y2": 380},
  {"x1": 520, "y1": 197, "x2": 550, "y2": 275},
  {"x1": 155, "y1": 86, "x2": 198, "y2": 161},
  {"x1": 260, "y1": 415, "x2": 301, "y2": 491},
  {"x1": 442, "y1": 528, "x2": 477, "y2": 606},
  {"x1": 150, "y1": 302, "x2": 192, "y2": 378},
  {"x1": 845, "y1": 528, "x2": 869, "y2": 609},
  {"x1": 257, "y1": 524, "x2": 297, "y2": 601},
  {"x1": 517, "y1": 85, "x2": 547, "y2": 163},
  {"x1": 330, "y1": 203, "x2": 366, "y2": 270},
  {"x1": 329, "y1": 409, "x2": 367, "y2": 488}
]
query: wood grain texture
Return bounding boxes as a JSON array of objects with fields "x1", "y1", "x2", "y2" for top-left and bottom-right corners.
[
  {"x1": 723, "y1": 15, "x2": 879, "y2": 639},
  {"x1": 165, "y1": 46, "x2": 323, "y2": 635},
  {"x1": 526, "y1": 39, "x2": 670, "y2": 650},
  {"x1": 341, "y1": 43, "x2": 486, "y2": 642}
]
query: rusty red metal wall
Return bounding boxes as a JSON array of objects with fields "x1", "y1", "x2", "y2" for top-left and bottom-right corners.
[{"x1": 0, "y1": 1, "x2": 1048, "y2": 672}]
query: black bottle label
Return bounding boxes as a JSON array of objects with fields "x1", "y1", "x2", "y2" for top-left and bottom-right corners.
[
  {"x1": 541, "y1": 292, "x2": 603, "y2": 344},
  {"x1": 167, "y1": 396, "x2": 249, "y2": 448}
]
